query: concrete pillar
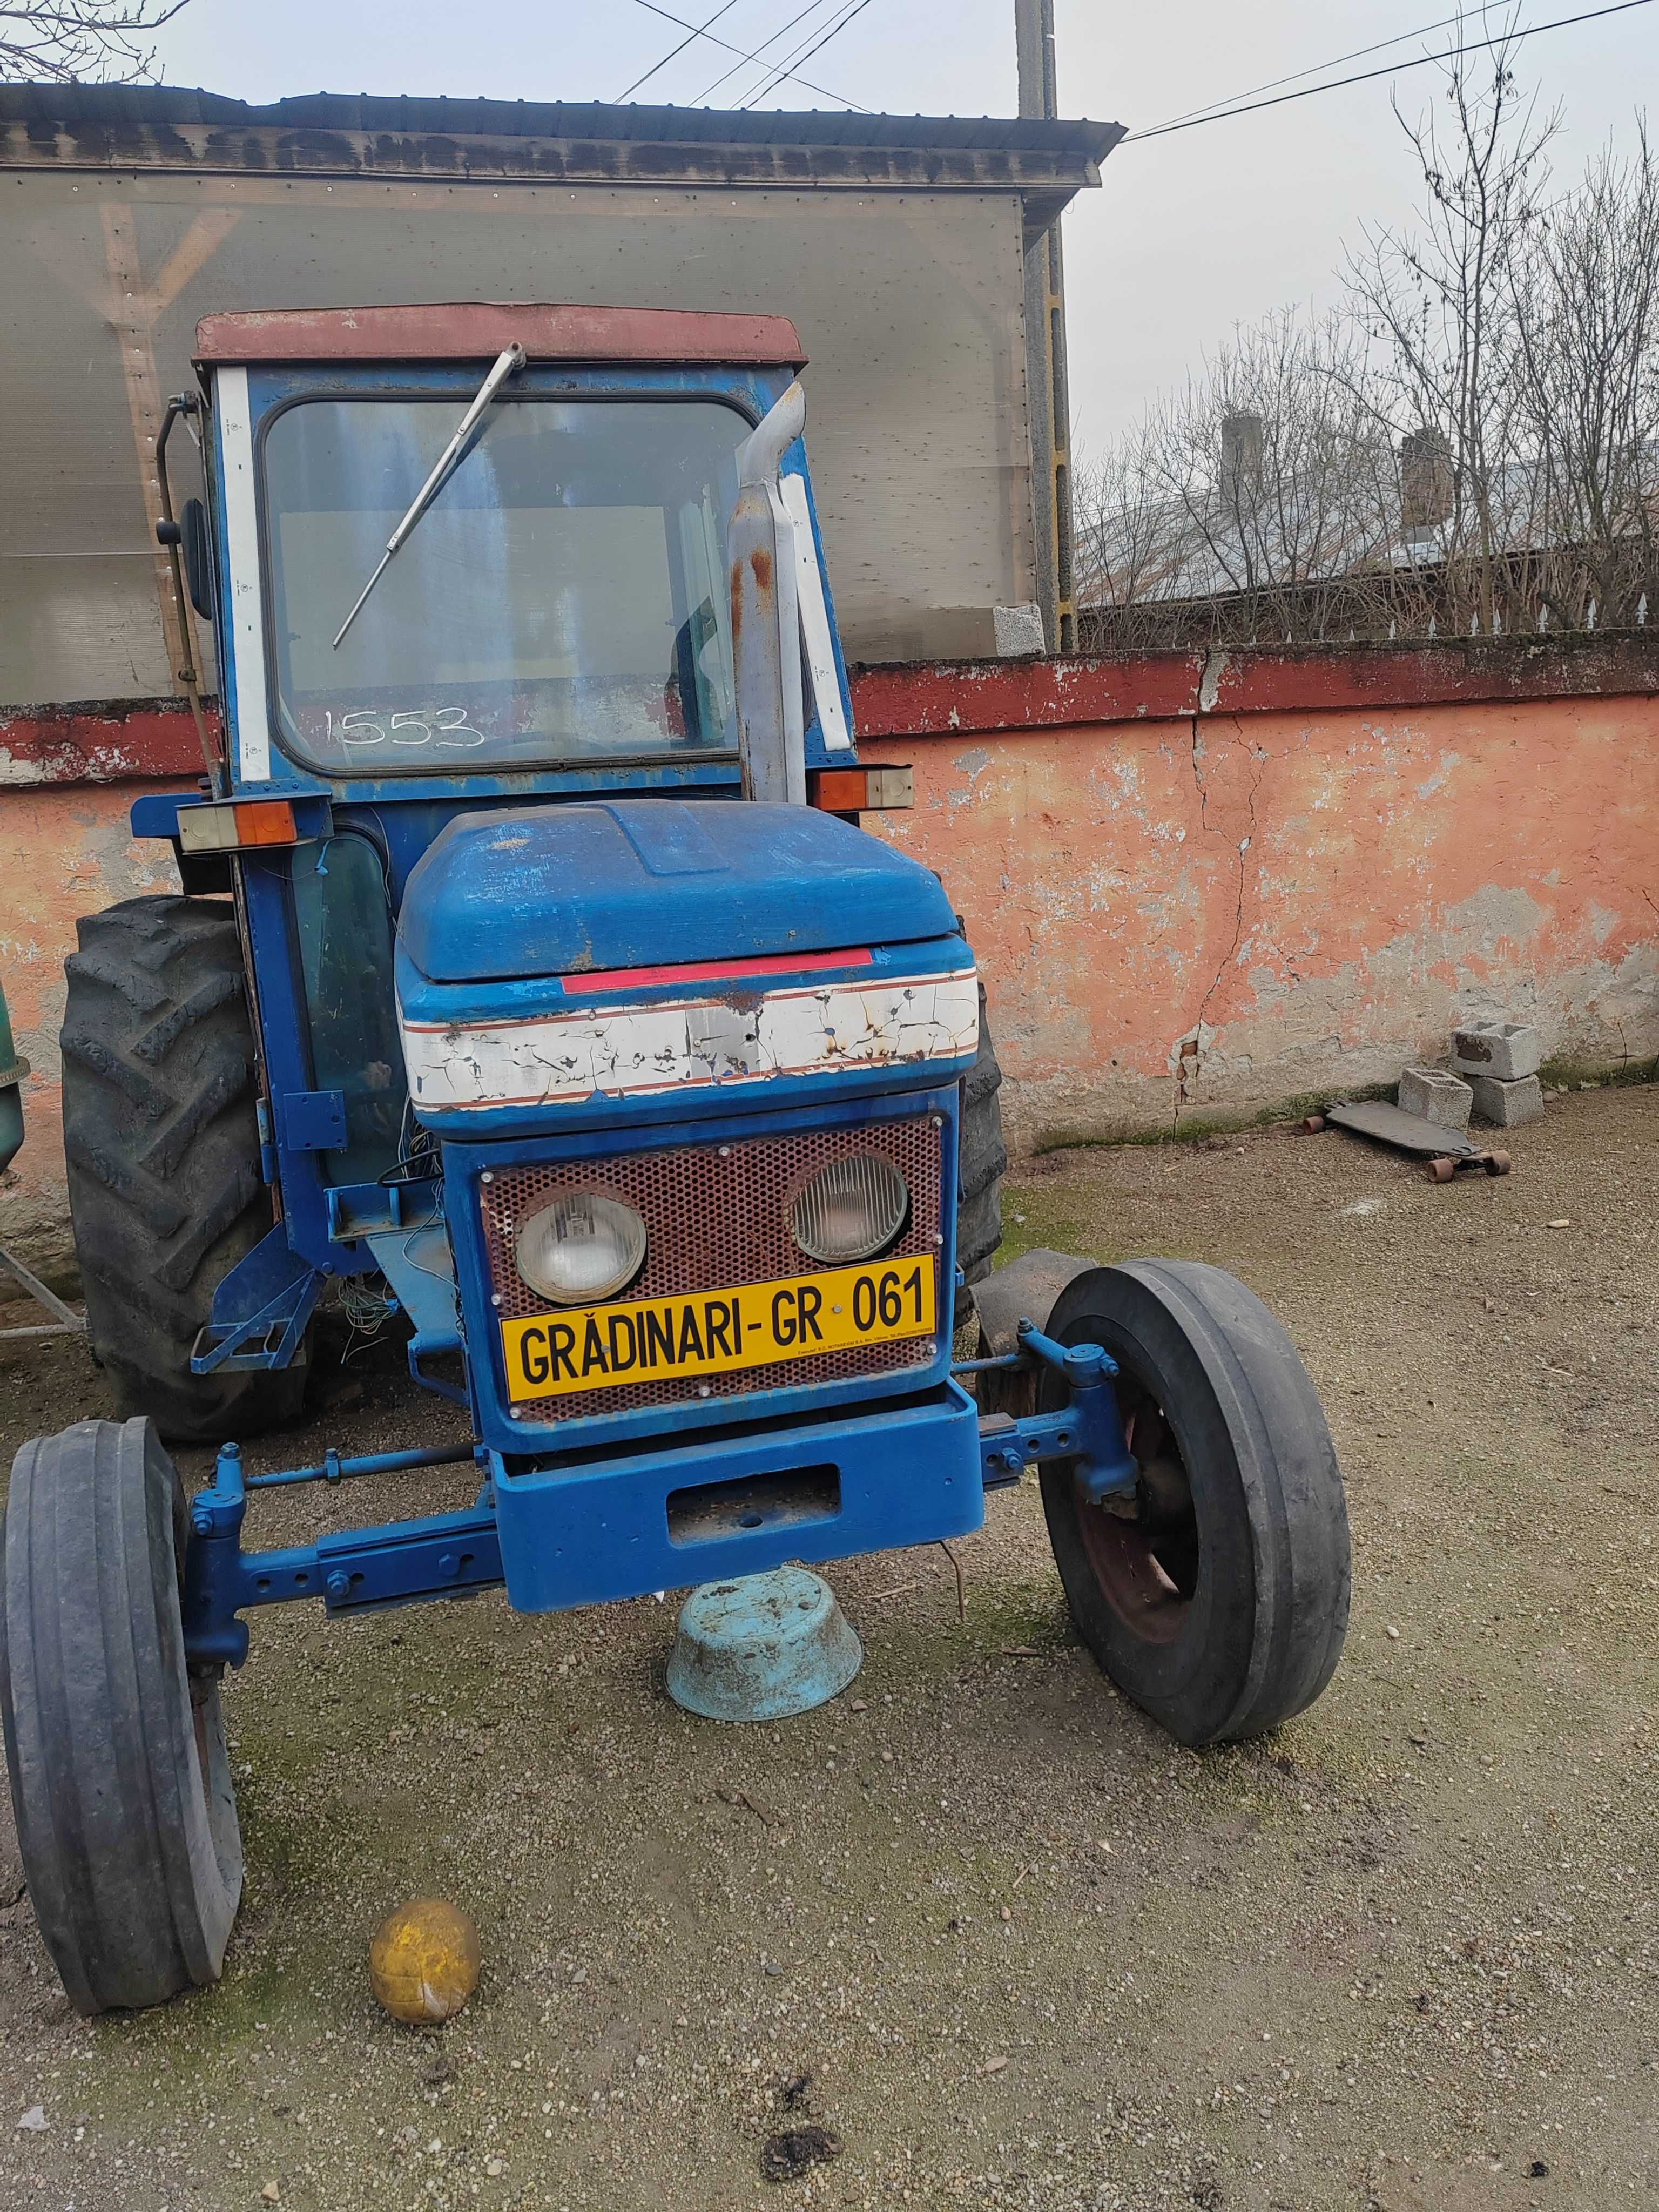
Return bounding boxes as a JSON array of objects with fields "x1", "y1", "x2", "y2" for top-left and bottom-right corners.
[{"x1": 1016, "y1": 0, "x2": 1076, "y2": 653}]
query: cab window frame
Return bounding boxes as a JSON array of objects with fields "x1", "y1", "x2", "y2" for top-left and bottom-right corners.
[{"x1": 252, "y1": 385, "x2": 757, "y2": 782}]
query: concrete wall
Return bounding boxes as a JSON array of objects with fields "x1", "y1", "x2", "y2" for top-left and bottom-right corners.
[
  {"x1": 1, "y1": 167, "x2": 1034, "y2": 696},
  {"x1": 3, "y1": 637, "x2": 1657, "y2": 1272},
  {"x1": 856, "y1": 638, "x2": 1659, "y2": 1152}
]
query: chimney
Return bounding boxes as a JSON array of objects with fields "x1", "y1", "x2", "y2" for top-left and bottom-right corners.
[
  {"x1": 1220, "y1": 412, "x2": 1264, "y2": 498},
  {"x1": 1400, "y1": 427, "x2": 1454, "y2": 530}
]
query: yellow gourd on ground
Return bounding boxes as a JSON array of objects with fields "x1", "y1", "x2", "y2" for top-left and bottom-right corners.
[{"x1": 367, "y1": 1897, "x2": 481, "y2": 2025}]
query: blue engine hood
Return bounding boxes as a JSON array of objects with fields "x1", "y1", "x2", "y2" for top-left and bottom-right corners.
[{"x1": 397, "y1": 799, "x2": 956, "y2": 983}]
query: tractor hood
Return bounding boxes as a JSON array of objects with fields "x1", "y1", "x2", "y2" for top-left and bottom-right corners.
[
  {"x1": 393, "y1": 800, "x2": 978, "y2": 1137},
  {"x1": 397, "y1": 800, "x2": 956, "y2": 983}
]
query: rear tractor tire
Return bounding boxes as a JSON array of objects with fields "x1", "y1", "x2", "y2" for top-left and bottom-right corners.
[
  {"x1": 61, "y1": 895, "x2": 307, "y2": 1444},
  {"x1": 1036, "y1": 1259, "x2": 1350, "y2": 1746},
  {"x1": 0, "y1": 1417, "x2": 242, "y2": 2014}
]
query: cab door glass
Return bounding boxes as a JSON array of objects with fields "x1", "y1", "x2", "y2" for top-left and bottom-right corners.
[{"x1": 289, "y1": 833, "x2": 407, "y2": 1185}]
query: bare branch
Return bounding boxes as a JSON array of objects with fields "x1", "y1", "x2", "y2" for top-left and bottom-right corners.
[
  {"x1": 0, "y1": 0, "x2": 191, "y2": 85},
  {"x1": 1080, "y1": 10, "x2": 1658, "y2": 649}
]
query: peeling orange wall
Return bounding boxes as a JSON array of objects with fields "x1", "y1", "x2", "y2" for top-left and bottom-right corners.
[
  {"x1": 873, "y1": 692, "x2": 1659, "y2": 1151},
  {"x1": 2, "y1": 672, "x2": 1657, "y2": 1271}
]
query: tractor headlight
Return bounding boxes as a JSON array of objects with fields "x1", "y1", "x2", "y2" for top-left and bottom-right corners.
[
  {"x1": 790, "y1": 1153, "x2": 908, "y2": 1264},
  {"x1": 515, "y1": 1191, "x2": 647, "y2": 1306}
]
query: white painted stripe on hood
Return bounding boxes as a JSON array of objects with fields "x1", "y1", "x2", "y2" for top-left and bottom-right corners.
[{"x1": 401, "y1": 969, "x2": 978, "y2": 1111}]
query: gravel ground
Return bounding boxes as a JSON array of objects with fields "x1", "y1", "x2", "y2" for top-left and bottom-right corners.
[{"x1": 0, "y1": 1085, "x2": 1655, "y2": 2212}]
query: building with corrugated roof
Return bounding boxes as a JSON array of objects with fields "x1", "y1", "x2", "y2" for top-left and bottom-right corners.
[{"x1": 0, "y1": 84, "x2": 1121, "y2": 710}]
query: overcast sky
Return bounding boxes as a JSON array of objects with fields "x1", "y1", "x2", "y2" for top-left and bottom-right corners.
[{"x1": 145, "y1": 1, "x2": 1656, "y2": 454}]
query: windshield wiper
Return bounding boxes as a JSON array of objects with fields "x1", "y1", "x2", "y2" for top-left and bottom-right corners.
[{"x1": 332, "y1": 342, "x2": 526, "y2": 650}]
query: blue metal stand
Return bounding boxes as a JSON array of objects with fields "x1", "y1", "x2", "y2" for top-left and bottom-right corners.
[
  {"x1": 975, "y1": 1324, "x2": 1138, "y2": 1499},
  {"x1": 181, "y1": 1438, "x2": 497, "y2": 1667},
  {"x1": 178, "y1": 1324, "x2": 1138, "y2": 1670}
]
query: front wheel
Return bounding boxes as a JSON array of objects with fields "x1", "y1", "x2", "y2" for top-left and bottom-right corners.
[
  {"x1": 1037, "y1": 1260, "x2": 1349, "y2": 1746},
  {"x1": 1, "y1": 1417, "x2": 242, "y2": 2013}
]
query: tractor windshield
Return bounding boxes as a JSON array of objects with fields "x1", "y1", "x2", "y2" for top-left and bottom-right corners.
[{"x1": 259, "y1": 397, "x2": 744, "y2": 775}]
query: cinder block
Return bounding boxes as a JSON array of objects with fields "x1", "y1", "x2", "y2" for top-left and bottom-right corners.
[
  {"x1": 993, "y1": 602, "x2": 1046, "y2": 657},
  {"x1": 1468, "y1": 1073, "x2": 1545, "y2": 1127},
  {"x1": 1451, "y1": 1022, "x2": 1542, "y2": 1081},
  {"x1": 1397, "y1": 1066, "x2": 1473, "y2": 1129}
]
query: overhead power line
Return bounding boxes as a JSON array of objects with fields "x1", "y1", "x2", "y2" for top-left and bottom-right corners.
[
  {"x1": 626, "y1": 0, "x2": 871, "y2": 110},
  {"x1": 615, "y1": 0, "x2": 741, "y2": 102},
  {"x1": 739, "y1": 0, "x2": 878, "y2": 110},
  {"x1": 689, "y1": 0, "x2": 843, "y2": 106},
  {"x1": 1148, "y1": 6, "x2": 1491, "y2": 134},
  {"x1": 1125, "y1": 0, "x2": 1657, "y2": 143}
]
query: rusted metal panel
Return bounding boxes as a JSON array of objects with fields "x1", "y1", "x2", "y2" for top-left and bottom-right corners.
[{"x1": 194, "y1": 302, "x2": 806, "y2": 367}]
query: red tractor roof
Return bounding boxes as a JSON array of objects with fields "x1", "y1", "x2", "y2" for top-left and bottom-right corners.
[{"x1": 193, "y1": 302, "x2": 807, "y2": 368}]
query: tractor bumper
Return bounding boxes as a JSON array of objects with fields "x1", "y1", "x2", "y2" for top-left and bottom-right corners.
[
  {"x1": 180, "y1": 1381, "x2": 985, "y2": 1663},
  {"x1": 491, "y1": 1378, "x2": 983, "y2": 1612}
]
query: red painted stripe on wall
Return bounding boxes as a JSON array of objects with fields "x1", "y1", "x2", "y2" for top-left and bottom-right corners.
[{"x1": 6, "y1": 635, "x2": 1659, "y2": 787}]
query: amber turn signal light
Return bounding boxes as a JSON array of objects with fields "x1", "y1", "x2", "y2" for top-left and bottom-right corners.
[
  {"x1": 177, "y1": 800, "x2": 301, "y2": 854},
  {"x1": 807, "y1": 764, "x2": 913, "y2": 812}
]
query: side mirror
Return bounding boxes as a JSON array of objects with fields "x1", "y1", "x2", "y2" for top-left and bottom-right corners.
[
  {"x1": 157, "y1": 499, "x2": 215, "y2": 621},
  {"x1": 180, "y1": 498, "x2": 215, "y2": 621}
]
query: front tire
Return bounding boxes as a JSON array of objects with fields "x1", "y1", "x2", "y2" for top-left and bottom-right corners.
[
  {"x1": 0, "y1": 1418, "x2": 242, "y2": 2014},
  {"x1": 1037, "y1": 1260, "x2": 1350, "y2": 1745},
  {"x1": 61, "y1": 895, "x2": 306, "y2": 1444}
]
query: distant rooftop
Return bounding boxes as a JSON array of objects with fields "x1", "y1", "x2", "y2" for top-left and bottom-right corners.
[
  {"x1": 0, "y1": 79, "x2": 1122, "y2": 154},
  {"x1": 0, "y1": 83, "x2": 1121, "y2": 222}
]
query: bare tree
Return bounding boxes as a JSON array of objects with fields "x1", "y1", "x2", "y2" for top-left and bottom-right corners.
[
  {"x1": 1071, "y1": 416, "x2": 1177, "y2": 615},
  {"x1": 0, "y1": 0, "x2": 190, "y2": 83},
  {"x1": 1075, "y1": 310, "x2": 1399, "y2": 649},
  {"x1": 1078, "y1": 6, "x2": 1659, "y2": 651},
  {"x1": 1506, "y1": 125, "x2": 1659, "y2": 628},
  {"x1": 1345, "y1": 6, "x2": 1558, "y2": 632}
]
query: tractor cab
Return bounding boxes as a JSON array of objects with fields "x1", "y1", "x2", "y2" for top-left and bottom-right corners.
[{"x1": 2, "y1": 303, "x2": 1351, "y2": 2019}]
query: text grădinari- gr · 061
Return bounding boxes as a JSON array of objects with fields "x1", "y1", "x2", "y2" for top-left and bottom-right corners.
[{"x1": 500, "y1": 1256, "x2": 938, "y2": 1402}]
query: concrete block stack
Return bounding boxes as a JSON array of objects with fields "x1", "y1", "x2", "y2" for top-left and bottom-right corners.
[
  {"x1": 1451, "y1": 1023, "x2": 1545, "y2": 1127},
  {"x1": 1395, "y1": 1020, "x2": 1545, "y2": 1130}
]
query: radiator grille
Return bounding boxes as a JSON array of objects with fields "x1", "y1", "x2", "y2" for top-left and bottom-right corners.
[{"x1": 480, "y1": 1117, "x2": 943, "y2": 1421}]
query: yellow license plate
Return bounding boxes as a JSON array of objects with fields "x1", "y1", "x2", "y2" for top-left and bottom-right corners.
[{"x1": 501, "y1": 1254, "x2": 938, "y2": 1402}]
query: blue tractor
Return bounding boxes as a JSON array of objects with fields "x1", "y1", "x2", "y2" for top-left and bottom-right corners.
[{"x1": 0, "y1": 305, "x2": 1350, "y2": 2014}]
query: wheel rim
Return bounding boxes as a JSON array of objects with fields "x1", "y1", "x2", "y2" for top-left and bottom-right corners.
[{"x1": 1070, "y1": 1375, "x2": 1198, "y2": 1647}]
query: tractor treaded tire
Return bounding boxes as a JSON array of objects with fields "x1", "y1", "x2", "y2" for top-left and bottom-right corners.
[
  {"x1": 1, "y1": 1417, "x2": 242, "y2": 2015},
  {"x1": 1039, "y1": 1260, "x2": 1350, "y2": 1746},
  {"x1": 61, "y1": 895, "x2": 304, "y2": 1444},
  {"x1": 956, "y1": 979, "x2": 1007, "y2": 1296}
]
